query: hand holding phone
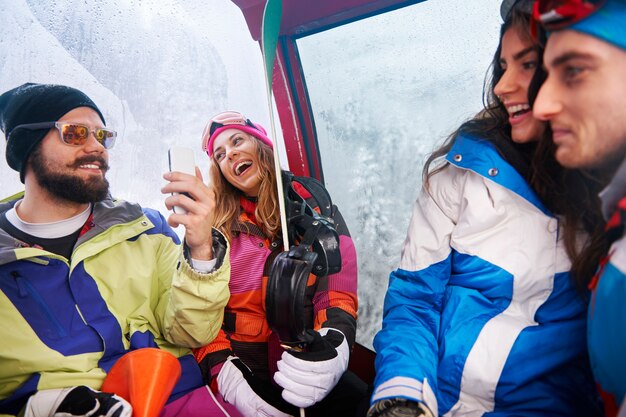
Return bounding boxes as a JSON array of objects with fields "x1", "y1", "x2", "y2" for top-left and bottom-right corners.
[
  {"x1": 163, "y1": 148, "x2": 215, "y2": 260},
  {"x1": 168, "y1": 146, "x2": 196, "y2": 214}
]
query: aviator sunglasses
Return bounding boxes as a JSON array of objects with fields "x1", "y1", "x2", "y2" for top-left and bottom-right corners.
[
  {"x1": 10, "y1": 122, "x2": 117, "y2": 149},
  {"x1": 532, "y1": 0, "x2": 606, "y2": 36}
]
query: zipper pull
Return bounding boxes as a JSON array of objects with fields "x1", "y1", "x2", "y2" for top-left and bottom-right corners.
[{"x1": 11, "y1": 271, "x2": 28, "y2": 297}]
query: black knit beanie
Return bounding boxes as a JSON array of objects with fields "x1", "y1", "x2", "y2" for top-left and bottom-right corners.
[{"x1": 0, "y1": 83, "x2": 106, "y2": 182}]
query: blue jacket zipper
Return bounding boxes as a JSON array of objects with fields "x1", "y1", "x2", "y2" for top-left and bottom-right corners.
[{"x1": 12, "y1": 271, "x2": 67, "y2": 338}]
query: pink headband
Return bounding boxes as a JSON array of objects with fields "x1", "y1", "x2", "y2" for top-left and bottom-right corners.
[{"x1": 203, "y1": 122, "x2": 273, "y2": 157}]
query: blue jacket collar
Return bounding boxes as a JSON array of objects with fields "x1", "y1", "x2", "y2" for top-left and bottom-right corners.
[{"x1": 446, "y1": 134, "x2": 549, "y2": 215}]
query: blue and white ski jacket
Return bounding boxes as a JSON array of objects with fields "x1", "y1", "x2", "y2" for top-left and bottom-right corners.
[{"x1": 372, "y1": 135, "x2": 600, "y2": 417}]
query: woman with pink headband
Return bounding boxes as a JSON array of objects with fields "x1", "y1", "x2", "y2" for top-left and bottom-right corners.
[{"x1": 193, "y1": 111, "x2": 366, "y2": 417}]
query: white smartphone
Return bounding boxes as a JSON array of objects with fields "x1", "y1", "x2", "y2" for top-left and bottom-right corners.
[{"x1": 168, "y1": 146, "x2": 196, "y2": 214}]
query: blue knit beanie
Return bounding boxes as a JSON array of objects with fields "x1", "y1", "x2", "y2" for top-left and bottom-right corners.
[{"x1": 568, "y1": 0, "x2": 626, "y2": 52}]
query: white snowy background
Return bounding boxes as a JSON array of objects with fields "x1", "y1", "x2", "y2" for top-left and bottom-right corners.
[{"x1": 0, "y1": 0, "x2": 501, "y2": 348}]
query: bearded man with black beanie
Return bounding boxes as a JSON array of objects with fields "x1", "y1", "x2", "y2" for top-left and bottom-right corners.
[{"x1": 0, "y1": 83, "x2": 236, "y2": 416}]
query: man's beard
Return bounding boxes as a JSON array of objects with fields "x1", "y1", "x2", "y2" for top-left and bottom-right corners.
[{"x1": 30, "y1": 146, "x2": 110, "y2": 204}]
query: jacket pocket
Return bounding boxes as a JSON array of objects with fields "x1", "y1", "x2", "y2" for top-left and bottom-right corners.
[
  {"x1": 12, "y1": 271, "x2": 67, "y2": 339},
  {"x1": 223, "y1": 310, "x2": 266, "y2": 338}
]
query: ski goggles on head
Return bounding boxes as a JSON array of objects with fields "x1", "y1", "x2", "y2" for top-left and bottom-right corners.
[
  {"x1": 532, "y1": 0, "x2": 606, "y2": 34},
  {"x1": 10, "y1": 121, "x2": 117, "y2": 149},
  {"x1": 201, "y1": 110, "x2": 273, "y2": 157},
  {"x1": 205, "y1": 111, "x2": 254, "y2": 137}
]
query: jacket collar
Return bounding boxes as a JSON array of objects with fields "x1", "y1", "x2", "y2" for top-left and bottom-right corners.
[
  {"x1": 599, "y1": 157, "x2": 626, "y2": 221},
  {"x1": 447, "y1": 134, "x2": 549, "y2": 215},
  {"x1": 0, "y1": 194, "x2": 148, "y2": 265}
]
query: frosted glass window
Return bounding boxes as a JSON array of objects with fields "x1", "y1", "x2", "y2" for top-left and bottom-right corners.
[
  {"x1": 0, "y1": 0, "x2": 271, "y2": 211},
  {"x1": 297, "y1": 0, "x2": 503, "y2": 348}
]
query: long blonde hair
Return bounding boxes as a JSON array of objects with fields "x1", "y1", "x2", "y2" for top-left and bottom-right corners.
[{"x1": 209, "y1": 135, "x2": 281, "y2": 240}]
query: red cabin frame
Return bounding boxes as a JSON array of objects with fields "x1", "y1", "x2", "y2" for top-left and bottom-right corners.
[{"x1": 231, "y1": 0, "x2": 424, "y2": 183}]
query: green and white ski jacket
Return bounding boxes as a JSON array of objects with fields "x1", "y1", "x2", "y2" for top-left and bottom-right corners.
[{"x1": 0, "y1": 194, "x2": 230, "y2": 416}]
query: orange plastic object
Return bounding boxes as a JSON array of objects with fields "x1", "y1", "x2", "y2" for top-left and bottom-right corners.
[{"x1": 101, "y1": 348, "x2": 182, "y2": 417}]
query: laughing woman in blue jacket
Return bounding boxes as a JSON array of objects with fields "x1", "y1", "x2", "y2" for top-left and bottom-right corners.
[{"x1": 368, "y1": 1, "x2": 606, "y2": 416}]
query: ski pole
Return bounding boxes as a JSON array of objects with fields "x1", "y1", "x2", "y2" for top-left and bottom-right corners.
[{"x1": 261, "y1": 1, "x2": 305, "y2": 415}]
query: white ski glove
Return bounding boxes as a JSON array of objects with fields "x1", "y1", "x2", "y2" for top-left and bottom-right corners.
[
  {"x1": 274, "y1": 328, "x2": 349, "y2": 408},
  {"x1": 24, "y1": 386, "x2": 132, "y2": 417},
  {"x1": 217, "y1": 356, "x2": 292, "y2": 417}
]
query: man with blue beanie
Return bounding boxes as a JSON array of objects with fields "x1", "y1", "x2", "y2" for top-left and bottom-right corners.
[{"x1": 533, "y1": 1, "x2": 626, "y2": 415}]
